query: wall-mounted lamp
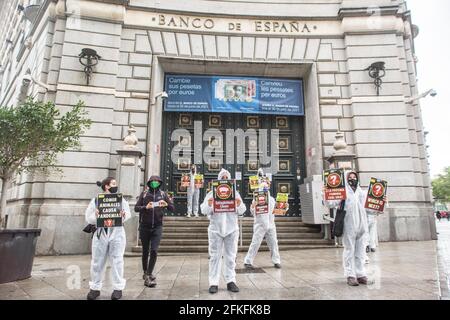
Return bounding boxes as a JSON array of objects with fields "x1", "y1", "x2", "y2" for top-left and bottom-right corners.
[
  {"x1": 78, "y1": 48, "x2": 101, "y2": 85},
  {"x1": 20, "y1": 68, "x2": 55, "y2": 93},
  {"x1": 22, "y1": 4, "x2": 41, "y2": 22},
  {"x1": 366, "y1": 61, "x2": 386, "y2": 96}
]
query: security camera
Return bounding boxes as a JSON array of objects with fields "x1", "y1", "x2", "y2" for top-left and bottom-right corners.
[
  {"x1": 22, "y1": 73, "x2": 32, "y2": 86},
  {"x1": 429, "y1": 89, "x2": 437, "y2": 97},
  {"x1": 153, "y1": 91, "x2": 168, "y2": 104},
  {"x1": 155, "y1": 91, "x2": 168, "y2": 100}
]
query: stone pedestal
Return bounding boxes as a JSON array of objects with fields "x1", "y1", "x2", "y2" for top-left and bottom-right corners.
[{"x1": 116, "y1": 126, "x2": 143, "y2": 250}]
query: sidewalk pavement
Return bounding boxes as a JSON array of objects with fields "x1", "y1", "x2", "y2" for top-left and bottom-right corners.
[{"x1": 1, "y1": 222, "x2": 450, "y2": 300}]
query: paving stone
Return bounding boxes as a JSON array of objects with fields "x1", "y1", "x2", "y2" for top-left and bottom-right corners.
[{"x1": 0, "y1": 231, "x2": 447, "y2": 300}]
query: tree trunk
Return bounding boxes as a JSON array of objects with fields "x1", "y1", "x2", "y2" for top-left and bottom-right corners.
[{"x1": 0, "y1": 177, "x2": 11, "y2": 229}]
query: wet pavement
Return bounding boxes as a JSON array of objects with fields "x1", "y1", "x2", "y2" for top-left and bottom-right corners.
[{"x1": 1, "y1": 221, "x2": 450, "y2": 300}]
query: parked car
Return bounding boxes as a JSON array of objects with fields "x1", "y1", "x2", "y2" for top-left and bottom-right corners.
[{"x1": 435, "y1": 203, "x2": 450, "y2": 221}]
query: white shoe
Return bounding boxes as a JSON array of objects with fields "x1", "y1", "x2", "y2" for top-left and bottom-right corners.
[
  {"x1": 186, "y1": 213, "x2": 191, "y2": 218},
  {"x1": 194, "y1": 214, "x2": 199, "y2": 217}
]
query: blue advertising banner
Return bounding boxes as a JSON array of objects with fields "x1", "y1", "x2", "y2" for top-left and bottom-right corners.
[{"x1": 164, "y1": 74, "x2": 304, "y2": 116}]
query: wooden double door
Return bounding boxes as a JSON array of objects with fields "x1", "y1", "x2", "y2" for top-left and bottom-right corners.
[{"x1": 160, "y1": 112, "x2": 306, "y2": 217}]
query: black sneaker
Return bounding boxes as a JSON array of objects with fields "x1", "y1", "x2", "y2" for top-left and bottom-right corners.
[
  {"x1": 244, "y1": 263, "x2": 254, "y2": 269},
  {"x1": 370, "y1": 248, "x2": 376, "y2": 253},
  {"x1": 209, "y1": 285, "x2": 218, "y2": 294},
  {"x1": 143, "y1": 273, "x2": 156, "y2": 281},
  {"x1": 365, "y1": 246, "x2": 370, "y2": 253},
  {"x1": 227, "y1": 282, "x2": 239, "y2": 292},
  {"x1": 87, "y1": 289, "x2": 100, "y2": 300},
  {"x1": 144, "y1": 276, "x2": 157, "y2": 288},
  {"x1": 274, "y1": 263, "x2": 282, "y2": 269},
  {"x1": 111, "y1": 290, "x2": 122, "y2": 300}
]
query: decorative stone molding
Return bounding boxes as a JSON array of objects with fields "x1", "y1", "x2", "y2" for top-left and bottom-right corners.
[
  {"x1": 341, "y1": 16, "x2": 404, "y2": 34},
  {"x1": 338, "y1": 6, "x2": 400, "y2": 19},
  {"x1": 65, "y1": 0, "x2": 126, "y2": 22},
  {"x1": 122, "y1": 126, "x2": 139, "y2": 152}
]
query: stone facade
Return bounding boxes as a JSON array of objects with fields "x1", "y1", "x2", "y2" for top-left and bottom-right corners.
[{"x1": 0, "y1": 0, "x2": 435, "y2": 255}]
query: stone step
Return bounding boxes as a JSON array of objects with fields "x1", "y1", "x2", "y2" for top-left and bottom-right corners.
[
  {"x1": 164, "y1": 218, "x2": 314, "y2": 228},
  {"x1": 163, "y1": 217, "x2": 304, "y2": 222},
  {"x1": 147, "y1": 238, "x2": 330, "y2": 246},
  {"x1": 161, "y1": 232, "x2": 324, "y2": 239},
  {"x1": 128, "y1": 242, "x2": 334, "y2": 255},
  {"x1": 164, "y1": 220, "x2": 320, "y2": 228},
  {"x1": 161, "y1": 226, "x2": 320, "y2": 233}
]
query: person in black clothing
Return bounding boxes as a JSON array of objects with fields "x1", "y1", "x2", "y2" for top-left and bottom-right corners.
[{"x1": 134, "y1": 175, "x2": 175, "y2": 287}]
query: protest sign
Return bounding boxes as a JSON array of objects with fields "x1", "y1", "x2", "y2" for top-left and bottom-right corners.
[
  {"x1": 194, "y1": 174, "x2": 204, "y2": 189},
  {"x1": 274, "y1": 193, "x2": 289, "y2": 216},
  {"x1": 323, "y1": 169, "x2": 346, "y2": 201},
  {"x1": 97, "y1": 193, "x2": 123, "y2": 228},
  {"x1": 212, "y1": 180, "x2": 236, "y2": 213},
  {"x1": 253, "y1": 190, "x2": 269, "y2": 215},
  {"x1": 365, "y1": 178, "x2": 388, "y2": 212}
]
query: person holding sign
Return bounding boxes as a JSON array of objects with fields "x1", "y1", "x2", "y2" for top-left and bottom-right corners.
[
  {"x1": 187, "y1": 164, "x2": 202, "y2": 218},
  {"x1": 85, "y1": 177, "x2": 131, "y2": 300},
  {"x1": 244, "y1": 169, "x2": 282, "y2": 269},
  {"x1": 323, "y1": 171, "x2": 370, "y2": 287},
  {"x1": 135, "y1": 175, "x2": 175, "y2": 288},
  {"x1": 200, "y1": 168, "x2": 246, "y2": 294}
]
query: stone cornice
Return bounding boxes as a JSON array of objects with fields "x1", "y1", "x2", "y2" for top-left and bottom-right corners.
[{"x1": 338, "y1": 5, "x2": 400, "y2": 19}]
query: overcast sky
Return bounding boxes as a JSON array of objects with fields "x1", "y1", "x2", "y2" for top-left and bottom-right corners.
[{"x1": 407, "y1": 0, "x2": 450, "y2": 178}]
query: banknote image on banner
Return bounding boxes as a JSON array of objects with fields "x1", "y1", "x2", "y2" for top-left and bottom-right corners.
[{"x1": 164, "y1": 74, "x2": 304, "y2": 116}]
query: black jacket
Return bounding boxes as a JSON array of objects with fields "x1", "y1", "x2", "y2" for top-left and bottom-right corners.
[{"x1": 134, "y1": 175, "x2": 175, "y2": 228}]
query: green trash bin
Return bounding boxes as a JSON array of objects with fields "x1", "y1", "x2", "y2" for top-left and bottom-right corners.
[{"x1": 0, "y1": 229, "x2": 41, "y2": 284}]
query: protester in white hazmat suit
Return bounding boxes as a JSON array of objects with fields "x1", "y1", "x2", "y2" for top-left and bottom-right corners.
[
  {"x1": 85, "y1": 177, "x2": 131, "y2": 300},
  {"x1": 244, "y1": 169, "x2": 282, "y2": 269},
  {"x1": 324, "y1": 171, "x2": 370, "y2": 286},
  {"x1": 187, "y1": 164, "x2": 200, "y2": 217},
  {"x1": 200, "y1": 168, "x2": 246, "y2": 294}
]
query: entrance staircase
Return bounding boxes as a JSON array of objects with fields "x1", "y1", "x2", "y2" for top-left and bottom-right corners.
[{"x1": 128, "y1": 217, "x2": 333, "y2": 255}]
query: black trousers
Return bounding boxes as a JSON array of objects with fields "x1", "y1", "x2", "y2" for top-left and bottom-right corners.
[{"x1": 139, "y1": 225, "x2": 163, "y2": 275}]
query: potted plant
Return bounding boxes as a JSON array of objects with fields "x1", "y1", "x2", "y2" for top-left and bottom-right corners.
[{"x1": 0, "y1": 98, "x2": 91, "y2": 283}]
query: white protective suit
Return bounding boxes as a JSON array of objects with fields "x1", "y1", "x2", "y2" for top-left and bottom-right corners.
[
  {"x1": 200, "y1": 169, "x2": 247, "y2": 286},
  {"x1": 85, "y1": 196, "x2": 131, "y2": 291},
  {"x1": 244, "y1": 174, "x2": 281, "y2": 265},
  {"x1": 187, "y1": 166, "x2": 200, "y2": 217},
  {"x1": 367, "y1": 213, "x2": 379, "y2": 250},
  {"x1": 324, "y1": 171, "x2": 369, "y2": 279}
]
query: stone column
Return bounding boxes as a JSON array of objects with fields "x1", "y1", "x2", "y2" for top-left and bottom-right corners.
[
  {"x1": 339, "y1": 1, "x2": 435, "y2": 241},
  {"x1": 116, "y1": 126, "x2": 142, "y2": 250}
]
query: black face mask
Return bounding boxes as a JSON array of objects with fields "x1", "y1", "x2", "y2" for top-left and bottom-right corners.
[
  {"x1": 109, "y1": 186, "x2": 118, "y2": 193},
  {"x1": 348, "y1": 179, "x2": 358, "y2": 188}
]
